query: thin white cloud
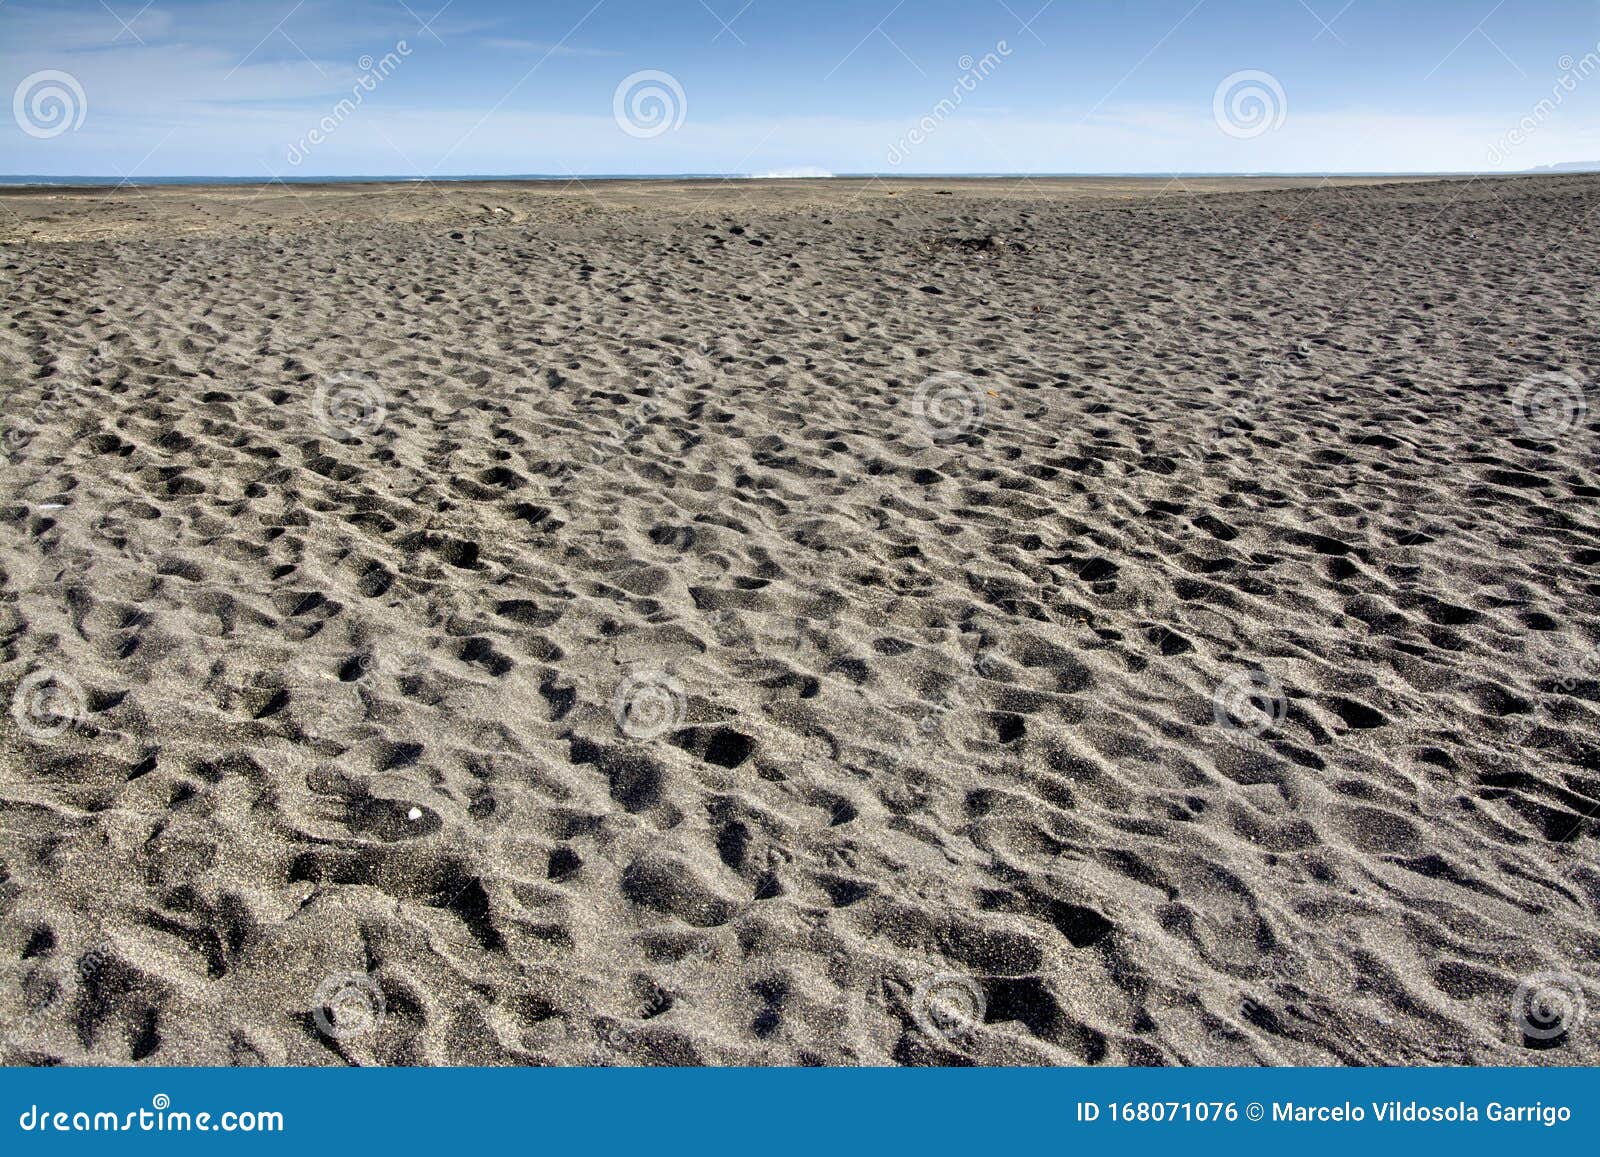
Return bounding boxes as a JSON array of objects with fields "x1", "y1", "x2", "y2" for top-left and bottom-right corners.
[{"x1": 480, "y1": 38, "x2": 620, "y2": 57}]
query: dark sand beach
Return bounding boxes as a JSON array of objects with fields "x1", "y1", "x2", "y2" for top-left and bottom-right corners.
[{"x1": 1, "y1": 174, "x2": 1597, "y2": 1065}]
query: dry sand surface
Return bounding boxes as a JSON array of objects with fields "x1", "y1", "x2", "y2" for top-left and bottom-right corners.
[{"x1": 1, "y1": 174, "x2": 1598, "y2": 1066}]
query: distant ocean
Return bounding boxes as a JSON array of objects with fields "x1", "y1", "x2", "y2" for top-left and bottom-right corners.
[{"x1": 0, "y1": 171, "x2": 1499, "y2": 187}]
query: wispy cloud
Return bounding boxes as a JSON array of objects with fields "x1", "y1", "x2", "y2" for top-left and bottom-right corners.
[{"x1": 480, "y1": 37, "x2": 619, "y2": 57}]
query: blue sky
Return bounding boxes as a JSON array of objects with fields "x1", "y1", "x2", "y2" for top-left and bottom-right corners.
[{"x1": 4, "y1": 0, "x2": 1600, "y2": 176}]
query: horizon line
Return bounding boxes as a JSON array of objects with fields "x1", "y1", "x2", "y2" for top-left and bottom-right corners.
[{"x1": 0, "y1": 169, "x2": 1588, "y2": 188}]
